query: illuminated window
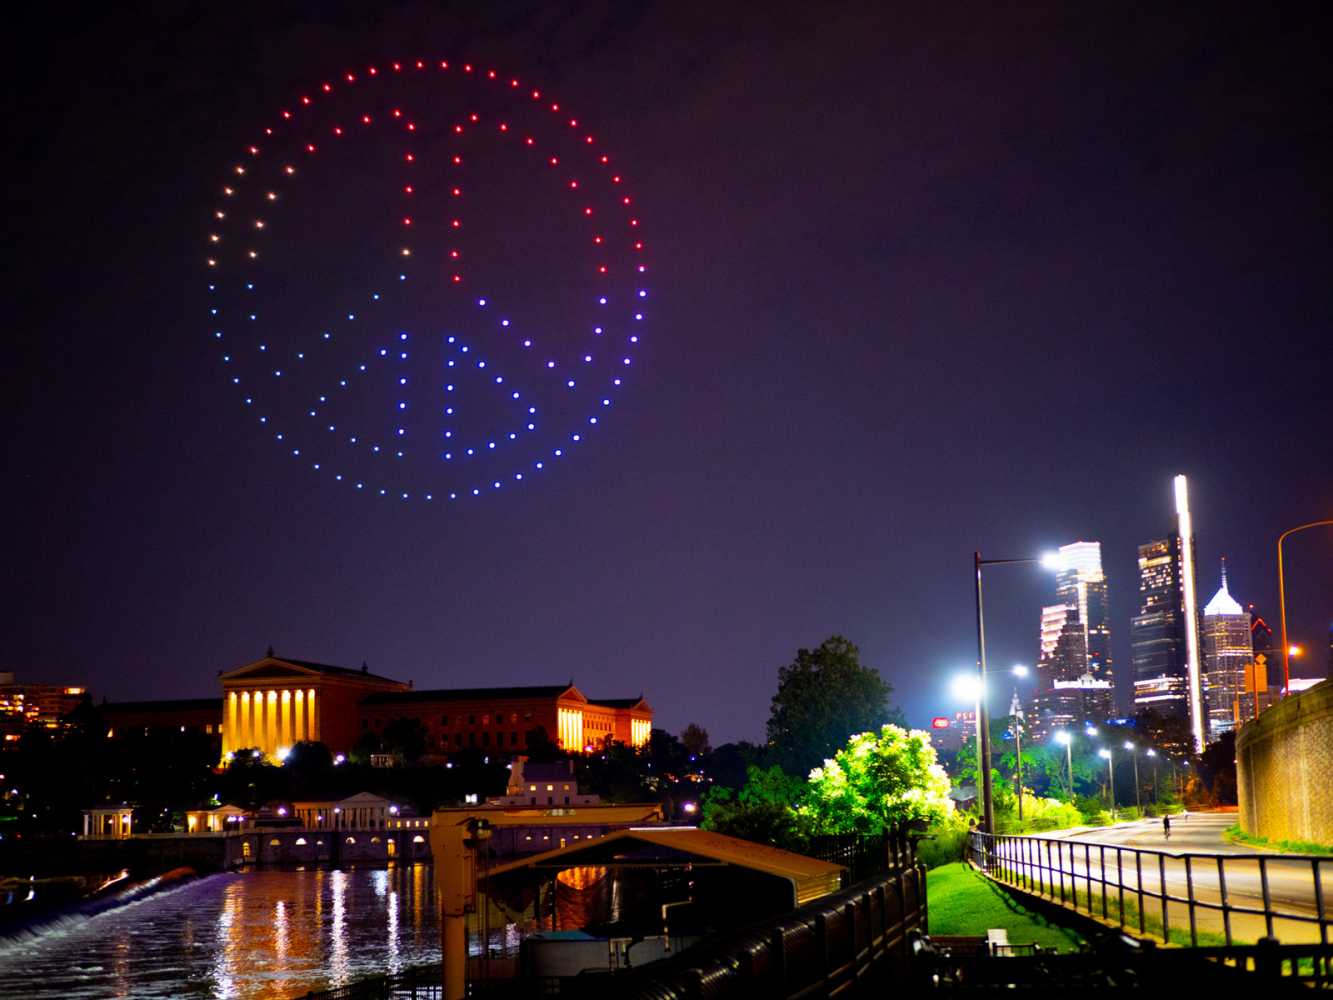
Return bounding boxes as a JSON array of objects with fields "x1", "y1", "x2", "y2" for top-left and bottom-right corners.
[
  {"x1": 412, "y1": 835, "x2": 425, "y2": 844},
  {"x1": 295, "y1": 837, "x2": 307, "y2": 846},
  {"x1": 269, "y1": 838, "x2": 281, "y2": 846}
]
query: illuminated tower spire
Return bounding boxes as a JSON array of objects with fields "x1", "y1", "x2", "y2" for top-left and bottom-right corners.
[{"x1": 1175, "y1": 475, "x2": 1205, "y2": 754}]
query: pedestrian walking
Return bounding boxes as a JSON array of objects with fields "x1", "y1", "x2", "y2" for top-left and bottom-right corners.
[{"x1": 1163, "y1": 814, "x2": 1171, "y2": 840}]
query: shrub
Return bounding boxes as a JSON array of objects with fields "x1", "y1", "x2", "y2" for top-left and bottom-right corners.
[{"x1": 918, "y1": 813, "x2": 971, "y2": 869}]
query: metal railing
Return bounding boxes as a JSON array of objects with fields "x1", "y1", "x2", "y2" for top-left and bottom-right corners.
[
  {"x1": 968, "y1": 830, "x2": 1332, "y2": 947},
  {"x1": 914, "y1": 932, "x2": 1333, "y2": 990},
  {"x1": 298, "y1": 964, "x2": 443, "y2": 999}
]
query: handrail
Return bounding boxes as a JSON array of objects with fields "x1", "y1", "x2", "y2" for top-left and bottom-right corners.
[{"x1": 968, "y1": 830, "x2": 1333, "y2": 948}]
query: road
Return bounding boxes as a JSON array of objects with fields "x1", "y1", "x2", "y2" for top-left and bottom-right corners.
[{"x1": 986, "y1": 814, "x2": 1331, "y2": 945}]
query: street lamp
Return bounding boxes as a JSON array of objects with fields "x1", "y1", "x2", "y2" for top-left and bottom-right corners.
[
  {"x1": 1053, "y1": 730, "x2": 1073, "y2": 800},
  {"x1": 1124, "y1": 741, "x2": 1141, "y2": 813},
  {"x1": 1098, "y1": 747, "x2": 1115, "y2": 821},
  {"x1": 1146, "y1": 748, "x2": 1158, "y2": 802},
  {"x1": 1085, "y1": 725, "x2": 1098, "y2": 738},
  {"x1": 972, "y1": 551, "x2": 1064, "y2": 835},
  {"x1": 1277, "y1": 520, "x2": 1333, "y2": 697}
]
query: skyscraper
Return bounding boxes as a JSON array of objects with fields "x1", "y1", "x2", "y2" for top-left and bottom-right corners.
[
  {"x1": 1200, "y1": 560, "x2": 1254, "y2": 740},
  {"x1": 1131, "y1": 536, "x2": 1189, "y2": 711},
  {"x1": 1031, "y1": 541, "x2": 1114, "y2": 740},
  {"x1": 1130, "y1": 475, "x2": 1205, "y2": 753},
  {"x1": 1053, "y1": 541, "x2": 1112, "y2": 690}
]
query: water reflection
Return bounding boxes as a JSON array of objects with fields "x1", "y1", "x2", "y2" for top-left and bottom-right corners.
[{"x1": 0, "y1": 866, "x2": 438, "y2": 999}]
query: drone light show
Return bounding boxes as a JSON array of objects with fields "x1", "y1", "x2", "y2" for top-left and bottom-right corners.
[{"x1": 205, "y1": 59, "x2": 649, "y2": 504}]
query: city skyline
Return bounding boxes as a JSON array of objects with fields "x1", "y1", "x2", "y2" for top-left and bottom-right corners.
[{"x1": 8, "y1": 3, "x2": 1331, "y2": 744}]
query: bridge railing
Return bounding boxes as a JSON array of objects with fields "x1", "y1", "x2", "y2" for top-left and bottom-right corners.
[{"x1": 968, "y1": 830, "x2": 1332, "y2": 947}]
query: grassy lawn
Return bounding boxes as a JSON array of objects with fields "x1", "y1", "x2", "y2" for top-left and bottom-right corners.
[
  {"x1": 926, "y1": 863, "x2": 1086, "y2": 952},
  {"x1": 990, "y1": 863, "x2": 1235, "y2": 946}
]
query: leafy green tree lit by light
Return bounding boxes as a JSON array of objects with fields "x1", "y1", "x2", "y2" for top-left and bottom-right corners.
[
  {"x1": 766, "y1": 636, "x2": 903, "y2": 777},
  {"x1": 798, "y1": 724, "x2": 954, "y2": 836}
]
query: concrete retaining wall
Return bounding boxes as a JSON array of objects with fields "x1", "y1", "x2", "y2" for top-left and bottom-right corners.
[{"x1": 1236, "y1": 678, "x2": 1333, "y2": 845}]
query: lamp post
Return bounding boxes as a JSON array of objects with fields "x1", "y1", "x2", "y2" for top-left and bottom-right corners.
[
  {"x1": 1053, "y1": 730, "x2": 1073, "y2": 800},
  {"x1": 1146, "y1": 748, "x2": 1158, "y2": 802},
  {"x1": 1098, "y1": 747, "x2": 1115, "y2": 821},
  {"x1": 973, "y1": 552, "x2": 1063, "y2": 835},
  {"x1": 1124, "y1": 741, "x2": 1141, "y2": 813},
  {"x1": 1277, "y1": 520, "x2": 1333, "y2": 697}
]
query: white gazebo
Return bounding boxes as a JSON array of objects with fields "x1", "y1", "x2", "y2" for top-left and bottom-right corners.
[{"x1": 82, "y1": 807, "x2": 134, "y2": 839}]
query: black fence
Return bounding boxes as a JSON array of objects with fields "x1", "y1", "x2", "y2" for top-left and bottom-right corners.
[
  {"x1": 914, "y1": 932, "x2": 1333, "y2": 993},
  {"x1": 299, "y1": 831, "x2": 926, "y2": 1000},
  {"x1": 968, "y1": 830, "x2": 1333, "y2": 947},
  {"x1": 298, "y1": 964, "x2": 442, "y2": 999},
  {"x1": 808, "y1": 828, "x2": 916, "y2": 884}
]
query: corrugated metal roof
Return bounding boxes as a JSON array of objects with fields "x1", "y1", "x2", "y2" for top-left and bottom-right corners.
[
  {"x1": 483, "y1": 827, "x2": 845, "y2": 905},
  {"x1": 433, "y1": 804, "x2": 663, "y2": 827}
]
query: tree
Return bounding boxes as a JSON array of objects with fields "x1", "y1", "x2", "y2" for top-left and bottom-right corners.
[
  {"x1": 799, "y1": 724, "x2": 954, "y2": 836},
  {"x1": 767, "y1": 636, "x2": 903, "y2": 776},
  {"x1": 524, "y1": 726, "x2": 562, "y2": 761},
  {"x1": 283, "y1": 740, "x2": 334, "y2": 797},
  {"x1": 1194, "y1": 730, "x2": 1238, "y2": 806},
  {"x1": 700, "y1": 764, "x2": 809, "y2": 852},
  {"x1": 381, "y1": 718, "x2": 429, "y2": 764},
  {"x1": 680, "y1": 723, "x2": 711, "y2": 757},
  {"x1": 704, "y1": 741, "x2": 767, "y2": 792}
]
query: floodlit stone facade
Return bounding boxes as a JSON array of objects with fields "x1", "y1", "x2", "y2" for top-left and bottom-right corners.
[{"x1": 1236, "y1": 678, "x2": 1333, "y2": 846}]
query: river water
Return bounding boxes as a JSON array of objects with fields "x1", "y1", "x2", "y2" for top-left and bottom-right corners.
[{"x1": 0, "y1": 865, "x2": 439, "y2": 999}]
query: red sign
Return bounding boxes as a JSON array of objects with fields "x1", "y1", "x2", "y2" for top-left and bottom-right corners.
[{"x1": 930, "y1": 717, "x2": 951, "y2": 729}]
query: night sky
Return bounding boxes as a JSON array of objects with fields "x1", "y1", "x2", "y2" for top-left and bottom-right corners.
[{"x1": 10, "y1": 2, "x2": 1331, "y2": 745}]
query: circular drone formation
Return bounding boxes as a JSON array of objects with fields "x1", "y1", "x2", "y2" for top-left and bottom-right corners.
[{"x1": 205, "y1": 59, "x2": 650, "y2": 503}]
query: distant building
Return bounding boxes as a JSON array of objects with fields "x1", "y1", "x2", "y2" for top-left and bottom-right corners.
[
  {"x1": 1031, "y1": 542, "x2": 1114, "y2": 741},
  {"x1": 1247, "y1": 605, "x2": 1283, "y2": 713},
  {"x1": 0, "y1": 673, "x2": 87, "y2": 744},
  {"x1": 221, "y1": 656, "x2": 410, "y2": 760},
  {"x1": 1054, "y1": 541, "x2": 1113, "y2": 693},
  {"x1": 103, "y1": 697, "x2": 224, "y2": 742},
  {"x1": 1200, "y1": 561, "x2": 1254, "y2": 740},
  {"x1": 1131, "y1": 536, "x2": 1192, "y2": 717},
  {"x1": 1132, "y1": 477, "x2": 1205, "y2": 753},
  {"x1": 930, "y1": 710, "x2": 974, "y2": 753},
  {"x1": 99, "y1": 654, "x2": 652, "y2": 763},
  {"x1": 489, "y1": 758, "x2": 599, "y2": 808},
  {"x1": 359, "y1": 686, "x2": 651, "y2": 758},
  {"x1": 1033, "y1": 605, "x2": 1112, "y2": 739}
]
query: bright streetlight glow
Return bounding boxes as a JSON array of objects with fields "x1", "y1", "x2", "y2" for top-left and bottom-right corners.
[
  {"x1": 1053, "y1": 730, "x2": 1071, "y2": 746},
  {"x1": 1098, "y1": 748, "x2": 1111, "y2": 759},
  {"x1": 1011, "y1": 664, "x2": 1030, "y2": 678},
  {"x1": 1123, "y1": 741, "x2": 1135, "y2": 751},
  {"x1": 951, "y1": 673, "x2": 984, "y2": 701},
  {"x1": 1146, "y1": 749, "x2": 1157, "y2": 757},
  {"x1": 1085, "y1": 726, "x2": 1099, "y2": 737},
  {"x1": 1039, "y1": 551, "x2": 1066, "y2": 571},
  {"x1": 1289, "y1": 645, "x2": 1304, "y2": 657}
]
